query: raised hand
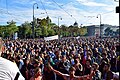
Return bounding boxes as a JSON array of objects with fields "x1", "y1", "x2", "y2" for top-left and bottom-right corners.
[{"x1": 48, "y1": 64, "x2": 53, "y2": 71}]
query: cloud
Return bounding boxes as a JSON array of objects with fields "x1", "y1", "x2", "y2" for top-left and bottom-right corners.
[
  {"x1": 14, "y1": 0, "x2": 36, "y2": 5},
  {"x1": 82, "y1": 2, "x2": 108, "y2": 7},
  {"x1": 77, "y1": 0, "x2": 108, "y2": 7},
  {"x1": 104, "y1": 7, "x2": 114, "y2": 11},
  {"x1": 0, "y1": 0, "x2": 119, "y2": 26},
  {"x1": 76, "y1": 0, "x2": 90, "y2": 2},
  {"x1": 102, "y1": 12, "x2": 119, "y2": 26}
]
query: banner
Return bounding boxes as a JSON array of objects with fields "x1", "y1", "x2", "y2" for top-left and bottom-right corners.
[{"x1": 44, "y1": 35, "x2": 58, "y2": 41}]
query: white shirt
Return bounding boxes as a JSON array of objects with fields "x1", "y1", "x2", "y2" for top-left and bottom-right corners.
[{"x1": 0, "y1": 57, "x2": 25, "y2": 80}]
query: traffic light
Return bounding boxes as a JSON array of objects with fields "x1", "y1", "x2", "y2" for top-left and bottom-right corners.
[{"x1": 116, "y1": 6, "x2": 119, "y2": 13}]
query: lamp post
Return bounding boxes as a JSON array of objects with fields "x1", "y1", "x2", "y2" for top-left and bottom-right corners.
[
  {"x1": 58, "y1": 17, "x2": 62, "y2": 29},
  {"x1": 97, "y1": 14, "x2": 102, "y2": 38},
  {"x1": 57, "y1": 16, "x2": 62, "y2": 42},
  {"x1": 114, "y1": 0, "x2": 119, "y2": 27},
  {"x1": 32, "y1": 3, "x2": 39, "y2": 39}
]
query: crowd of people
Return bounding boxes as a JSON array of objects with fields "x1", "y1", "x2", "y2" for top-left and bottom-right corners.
[{"x1": 0, "y1": 37, "x2": 119, "y2": 80}]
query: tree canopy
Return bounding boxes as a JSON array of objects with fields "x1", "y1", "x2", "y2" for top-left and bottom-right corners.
[{"x1": 0, "y1": 17, "x2": 89, "y2": 39}]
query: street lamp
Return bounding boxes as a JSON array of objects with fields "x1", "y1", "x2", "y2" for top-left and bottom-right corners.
[
  {"x1": 58, "y1": 16, "x2": 62, "y2": 28},
  {"x1": 55, "y1": 16, "x2": 62, "y2": 41},
  {"x1": 97, "y1": 14, "x2": 102, "y2": 38},
  {"x1": 32, "y1": 3, "x2": 39, "y2": 39}
]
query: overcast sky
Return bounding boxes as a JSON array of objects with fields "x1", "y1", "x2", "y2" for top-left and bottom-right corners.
[{"x1": 0, "y1": 0, "x2": 119, "y2": 26}]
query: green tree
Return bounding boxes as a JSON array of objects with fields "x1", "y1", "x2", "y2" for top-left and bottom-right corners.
[
  {"x1": 68, "y1": 25, "x2": 79, "y2": 37},
  {"x1": 41, "y1": 26, "x2": 48, "y2": 37},
  {"x1": 0, "y1": 25, "x2": 5, "y2": 38},
  {"x1": 60, "y1": 25, "x2": 69, "y2": 37},
  {"x1": 6, "y1": 20, "x2": 18, "y2": 39},
  {"x1": 19, "y1": 21, "x2": 32, "y2": 38},
  {"x1": 68, "y1": 25, "x2": 74, "y2": 36},
  {"x1": 35, "y1": 27, "x2": 42, "y2": 38},
  {"x1": 79, "y1": 27, "x2": 87, "y2": 36},
  {"x1": 51, "y1": 23, "x2": 58, "y2": 35},
  {"x1": 48, "y1": 29, "x2": 55, "y2": 36},
  {"x1": 37, "y1": 17, "x2": 54, "y2": 37}
]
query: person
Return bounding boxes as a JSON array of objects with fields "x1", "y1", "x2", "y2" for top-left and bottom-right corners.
[
  {"x1": 30, "y1": 67, "x2": 43, "y2": 80},
  {"x1": 20, "y1": 58, "x2": 31, "y2": 80},
  {"x1": 102, "y1": 63, "x2": 114, "y2": 80},
  {"x1": 43, "y1": 64, "x2": 55, "y2": 80},
  {"x1": 49, "y1": 64, "x2": 95, "y2": 80},
  {"x1": 91, "y1": 62, "x2": 101, "y2": 80},
  {"x1": 29, "y1": 59, "x2": 40, "y2": 78},
  {"x1": 57, "y1": 55, "x2": 70, "y2": 80},
  {"x1": 15, "y1": 55, "x2": 24, "y2": 70},
  {"x1": 110, "y1": 50, "x2": 117, "y2": 72},
  {"x1": 101, "y1": 53, "x2": 109, "y2": 63},
  {"x1": 84, "y1": 59, "x2": 92, "y2": 75},
  {"x1": 0, "y1": 37, "x2": 25, "y2": 80},
  {"x1": 73, "y1": 58, "x2": 83, "y2": 76}
]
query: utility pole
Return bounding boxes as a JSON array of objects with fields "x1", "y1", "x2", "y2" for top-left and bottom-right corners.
[
  {"x1": 116, "y1": 6, "x2": 120, "y2": 27},
  {"x1": 97, "y1": 14, "x2": 102, "y2": 38},
  {"x1": 57, "y1": 16, "x2": 62, "y2": 42},
  {"x1": 32, "y1": 3, "x2": 39, "y2": 39},
  {"x1": 114, "y1": 0, "x2": 119, "y2": 35}
]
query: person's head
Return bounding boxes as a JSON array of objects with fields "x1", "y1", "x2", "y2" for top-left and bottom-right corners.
[
  {"x1": 75, "y1": 54, "x2": 81, "y2": 60},
  {"x1": 103, "y1": 63, "x2": 111, "y2": 72},
  {"x1": 69, "y1": 66, "x2": 75, "y2": 77},
  {"x1": 102, "y1": 53, "x2": 107, "y2": 59},
  {"x1": 34, "y1": 67, "x2": 42, "y2": 78},
  {"x1": 110, "y1": 50, "x2": 116, "y2": 57},
  {"x1": 94, "y1": 48, "x2": 98, "y2": 52},
  {"x1": 86, "y1": 59, "x2": 91, "y2": 66},
  {"x1": 87, "y1": 53, "x2": 91, "y2": 60},
  {"x1": 74, "y1": 58, "x2": 80, "y2": 64},
  {"x1": 61, "y1": 55, "x2": 66, "y2": 62},
  {"x1": 92, "y1": 62, "x2": 99, "y2": 71},
  {"x1": 23, "y1": 58, "x2": 30, "y2": 65},
  {"x1": 33, "y1": 59, "x2": 40, "y2": 67}
]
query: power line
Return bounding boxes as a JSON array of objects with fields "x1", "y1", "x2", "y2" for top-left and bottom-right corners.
[
  {"x1": 6, "y1": 0, "x2": 8, "y2": 13},
  {"x1": 0, "y1": 8, "x2": 24, "y2": 22},
  {"x1": 51, "y1": 0, "x2": 77, "y2": 21},
  {"x1": 4, "y1": 0, "x2": 30, "y2": 20},
  {"x1": 39, "y1": 0, "x2": 48, "y2": 16},
  {"x1": 61, "y1": 1, "x2": 72, "y2": 6},
  {"x1": 82, "y1": 18, "x2": 93, "y2": 25},
  {"x1": 4, "y1": 0, "x2": 21, "y2": 20},
  {"x1": 82, "y1": 10, "x2": 115, "y2": 25}
]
